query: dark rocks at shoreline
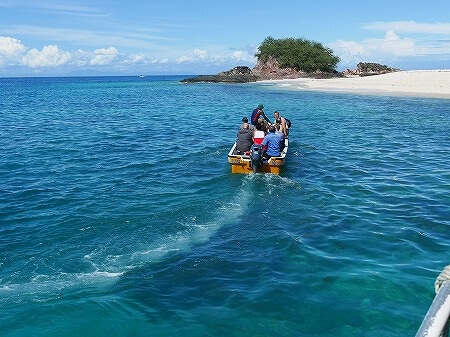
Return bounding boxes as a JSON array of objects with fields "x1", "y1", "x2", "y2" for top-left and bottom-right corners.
[
  {"x1": 180, "y1": 63, "x2": 339, "y2": 83},
  {"x1": 180, "y1": 61, "x2": 399, "y2": 83},
  {"x1": 180, "y1": 66, "x2": 258, "y2": 83},
  {"x1": 342, "y1": 62, "x2": 401, "y2": 77}
]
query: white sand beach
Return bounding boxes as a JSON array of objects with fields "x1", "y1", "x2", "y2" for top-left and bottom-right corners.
[{"x1": 259, "y1": 70, "x2": 450, "y2": 99}]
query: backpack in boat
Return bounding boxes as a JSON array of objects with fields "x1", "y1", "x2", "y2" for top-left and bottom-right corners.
[{"x1": 285, "y1": 118, "x2": 292, "y2": 128}]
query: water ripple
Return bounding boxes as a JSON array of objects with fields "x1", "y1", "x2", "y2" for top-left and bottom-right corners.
[{"x1": 0, "y1": 77, "x2": 449, "y2": 337}]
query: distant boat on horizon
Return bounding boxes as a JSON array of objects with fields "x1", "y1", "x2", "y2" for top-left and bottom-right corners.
[{"x1": 139, "y1": 75, "x2": 146, "y2": 78}]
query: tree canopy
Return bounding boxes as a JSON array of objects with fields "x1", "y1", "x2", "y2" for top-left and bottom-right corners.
[{"x1": 255, "y1": 37, "x2": 340, "y2": 73}]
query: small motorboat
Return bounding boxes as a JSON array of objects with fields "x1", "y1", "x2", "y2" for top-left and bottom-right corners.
[{"x1": 227, "y1": 139, "x2": 289, "y2": 174}]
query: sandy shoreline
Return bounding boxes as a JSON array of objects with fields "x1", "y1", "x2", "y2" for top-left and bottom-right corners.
[{"x1": 258, "y1": 70, "x2": 450, "y2": 99}]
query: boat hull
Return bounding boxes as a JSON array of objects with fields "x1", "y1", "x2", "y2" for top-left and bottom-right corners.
[{"x1": 227, "y1": 139, "x2": 288, "y2": 174}]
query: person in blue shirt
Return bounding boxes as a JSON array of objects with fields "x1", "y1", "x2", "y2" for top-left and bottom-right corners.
[
  {"x1": 275, "y1": 123, "x2": 285, "y2": 151},
  {"x1": 261, "y1": 125, "x2": 281, "y2": 158}
]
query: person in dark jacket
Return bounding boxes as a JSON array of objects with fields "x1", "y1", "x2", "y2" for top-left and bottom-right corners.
[
  {"x1": 240, "y1": 117, "x2": 255, "y2": 131},
  {"x1": 235, "y1": 121, "x2": 253, "y2": 154},
  {"x1": 251, "y1": 104, "x2": 265, "y2": 125}
]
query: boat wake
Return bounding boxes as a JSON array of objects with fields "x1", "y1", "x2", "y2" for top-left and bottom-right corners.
[
  {"x1": 129, "y1": 180, "x2": 253, "y2": 264},
  {"x1": 0, "y1": 174, "x2": 304, "y2": 303},
  {"x1": 246, "y1": 172, "x2": 302, "y2": 190},
  {"x1": 0, "y1": 178, "x2": 254, "y2": 302}
]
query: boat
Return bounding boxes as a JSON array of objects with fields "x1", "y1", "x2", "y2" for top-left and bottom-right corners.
[
  {"x1": 139, "y1": 75, "x2": 146, "y2": 78},
  {"x1": 415, "y1": 265, "x2": 449, "y2": 337},
  {"x1": 227, "y1": 138, "x2": 289, "y2": 174}
]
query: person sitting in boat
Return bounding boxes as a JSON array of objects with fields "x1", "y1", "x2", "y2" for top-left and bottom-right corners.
[
  {"x1": 235, "y1": 121, "x2": 254, "y2": 154},
  {"x1": 275, "y1": 123, "x2": 285, "y2": 151},
  {"x1": 256, "y1": 117, "x2": 268, "y2": 133},
  {"x1": 253, "y1": 120, "x2": 266, "y2": 145},
  {"x1": 261, "y1": 125, "x2": 281, "y2": 159},
  {"x1": 274, "y1": 111, "x2": 289, "y2": 138},
  {"x1": 239, "y1": 117, "x2": 255, "y2": 131},
  {"x1": 251, "y1": 104, "x2": 265, "y2": 125}
]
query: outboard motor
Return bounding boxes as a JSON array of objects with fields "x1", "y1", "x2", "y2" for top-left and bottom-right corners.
[{"x1": 250, "y1": 144, "x2": 263, "y2": 173}]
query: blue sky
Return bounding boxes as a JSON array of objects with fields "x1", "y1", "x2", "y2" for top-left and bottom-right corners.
[{"x1": 0, "y1": 0, "x2": 449, "y2": 76}]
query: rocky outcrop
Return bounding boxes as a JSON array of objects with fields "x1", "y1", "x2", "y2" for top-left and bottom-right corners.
[
  {"x1": 181, "y1": 60, "x2": 339, "y2": 83},
  {"x1": 181, "y1": 61, "x2": 399, "y2": 83},
  {"x1": 219, "y1": 66, "x2": 253, "y2": 76},
  {"x1": 343, "y1": 62, "x2": 400, "y2": 77},
  {"x1": 251, "y1": 56, "x2": 305, "y2": 79},
  {"x1": 252, "y1": 56, "x2": 340, "y2": 79},
  {"x1": 180, "y1": 66, "x2": 258, "y2": 83}
]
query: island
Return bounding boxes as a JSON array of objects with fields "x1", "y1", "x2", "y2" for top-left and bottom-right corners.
[{"x1": 181, "y1": 37, "x2": 398, "y2": 83}]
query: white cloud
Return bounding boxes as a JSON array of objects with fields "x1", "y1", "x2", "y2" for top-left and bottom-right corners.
[
  {"x1": 74, "y1": 49, "x2": 90, "y2": 66},
  {"x1": 121, "y1": 54, "x2": 172, "y2": 65},
  {"x1": 2, "y1": 24, "x2": 176, "y2": 54},
  {"x1": 193, "y1": 48, "x2": 207, "y2": 59},
  {"x1": 174, "y1": 47, "x2": 253, "y2": 66},
  {"x1": 363, "y1": 21, "x2": 450, "y2": 35},
  {"x1": 329, "y1": 21, "x2": 450, "y2": 69},
  {"x1": 0, "y1": 35, "x2": 258, "y2": 74},
  {"x1": 176, "y1": 55, "x2": 191, "y2": 63},
  {"x1": 0, "y1": 36, "x2": 26, "y2": 58},
  {"x1": 176, "y1": 49, "x2": 215, "y2": 63},
  {"x1": 121, "y1": 54, "x2": 145, "y2": 64},
  {"x1": 130, "y1": 54, "x2": 145, "y2": 63},
  {"x1": 21, "y1": 45, "x2": 72, "y2": 67},
  {"x1": 329, "y1": 30, "x2": 450, "y2": 68},
  {"x1": 369, "y1": 31, "x2": 416, "y2": 56},
  {"x1": 90, "y1": 46, "x2": 118, "y2": 65},
  {"x1": 331, "y1": 30, "x2": 415, "y2": 57},
  {"x1": 231, "y1": 50, "x2": 255, "y2": 62},
  {"x1": 171, "y1": 47, "x2": 258, "y2": 67},
  {"x1": 148, "y1": 58, "x2": 169, "y2": 64}
]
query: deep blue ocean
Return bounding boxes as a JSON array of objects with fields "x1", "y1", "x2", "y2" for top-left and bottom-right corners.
[{"x1": 0, "y1": 75, "x2": 449, "y2": 336}]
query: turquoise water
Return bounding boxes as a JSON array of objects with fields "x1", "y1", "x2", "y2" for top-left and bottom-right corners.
[{"x1": 0, "y1": 76, "x2": 449, "y2": 336}]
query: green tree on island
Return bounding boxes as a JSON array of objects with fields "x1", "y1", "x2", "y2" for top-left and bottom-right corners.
[{"x1": 256, "y1": 36, "x2": 340, "y2": 73}]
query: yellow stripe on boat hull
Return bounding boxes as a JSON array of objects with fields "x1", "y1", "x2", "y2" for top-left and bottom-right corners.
[
  {"x1": 227, "y1": 139, "x2": 288, "y2": 175},
  {"x1": 228, "y1": 158, "x2": 283, "y2": 174}
]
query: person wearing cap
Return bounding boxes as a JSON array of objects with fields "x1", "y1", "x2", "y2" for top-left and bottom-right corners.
[{"x1": 251, "y1": 104, "x2": 265, "y2": 126}]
